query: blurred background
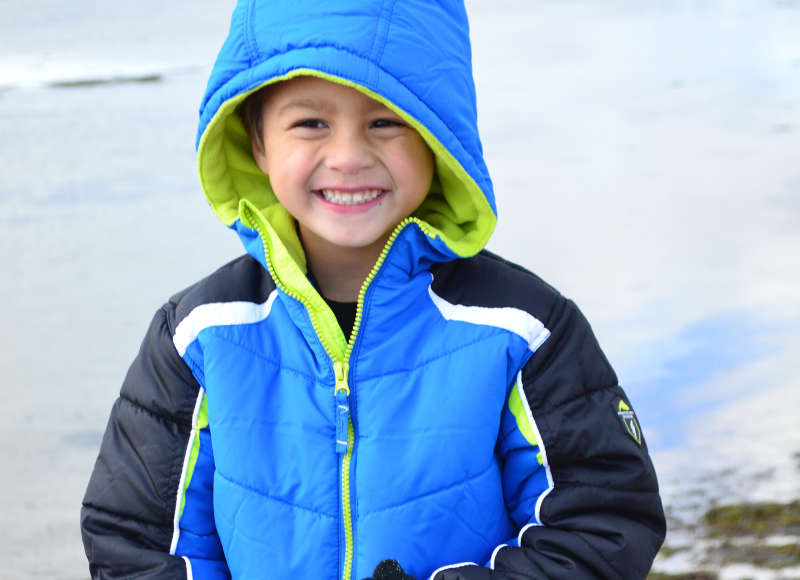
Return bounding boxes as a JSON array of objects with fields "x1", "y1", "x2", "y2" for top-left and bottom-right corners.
[{"x1": 1, "y1": 1, "x2": 798, "y2": 578}]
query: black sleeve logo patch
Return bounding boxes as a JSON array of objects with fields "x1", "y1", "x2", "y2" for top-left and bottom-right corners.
[{"x1": 615, "y1": 398, "x2": 642, "y2": 446}]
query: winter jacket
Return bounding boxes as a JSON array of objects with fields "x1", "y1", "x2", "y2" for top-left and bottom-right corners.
[{"x1": 81, "y1": 1, "x2": 666, "y2": 579}]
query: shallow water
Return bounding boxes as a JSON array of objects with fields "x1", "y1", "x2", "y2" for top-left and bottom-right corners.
[{"x1": 2, "y1": 1, "x2": 799, "y2": 577}]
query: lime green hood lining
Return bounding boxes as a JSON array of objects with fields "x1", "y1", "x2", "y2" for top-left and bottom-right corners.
[{"x1": 197, "y1": 70, "x2": 496, "y2": 270}]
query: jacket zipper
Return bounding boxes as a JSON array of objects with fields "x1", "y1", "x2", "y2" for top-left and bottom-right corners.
[
  {"x1": 242, "y1": 205, "x2": 434, "y2": 579},
  {"x1": 333, "y1": 361, "x2": 354, "y2": 578}
]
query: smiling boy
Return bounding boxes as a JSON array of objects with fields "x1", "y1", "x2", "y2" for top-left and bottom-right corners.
[
  {"x1": 250, "y1": 76, "x2": 435, "y2": 302},
  {"x1": 81, "y1": 2, "x2": 665, "y2": 579}
]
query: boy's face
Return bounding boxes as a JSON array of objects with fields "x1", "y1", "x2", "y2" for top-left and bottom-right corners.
[{"x1": 252, "y1": 76, "x2": 434, "y2": 255}]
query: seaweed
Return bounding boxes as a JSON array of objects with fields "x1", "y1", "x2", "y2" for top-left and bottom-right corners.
[{"x1": 703, "y1": 500, "x2": 800, "y2": 537}]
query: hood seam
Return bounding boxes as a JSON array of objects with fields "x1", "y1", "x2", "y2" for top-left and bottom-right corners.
[
  {"x1": 369, "y1": 0, "x2": 398, "y2": 80},
  {"x1": 244, "y1": 0, "x2": 259, "y2": 66}
]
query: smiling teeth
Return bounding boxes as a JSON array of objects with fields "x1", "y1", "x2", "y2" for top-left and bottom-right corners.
[{"x1": 320, "y1": 189, "x2": 383, "y2": 205}]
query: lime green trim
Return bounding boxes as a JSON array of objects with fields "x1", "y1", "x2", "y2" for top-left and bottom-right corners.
[
  {"x1": 341, "y1": 419, "x2": 355, "y2": 579},
  {"x1": 241, "y1": 201, "x2": 346, "y2": 360},
  {"x1": 509, "y1": 382, "x2": 538, "y2": 448},
  {"x1": 196, "y1": 68, "x2": 496, "y2": 263},
  {"x1": 178, "y1": 393, "x2": 209, "y2": 519}
]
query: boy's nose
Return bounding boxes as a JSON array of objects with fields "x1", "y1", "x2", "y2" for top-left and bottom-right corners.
[{"x1": 323, "y1": 130, "x2": 375, "y2": 175}]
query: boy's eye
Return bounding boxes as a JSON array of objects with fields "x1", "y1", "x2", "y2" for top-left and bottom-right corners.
[
  {"x1": 292, "y1": 119, "x2": 327, "y2": 129},
  {"x1": 371, "y1": 118, "x2": 406, "y2": 129}
]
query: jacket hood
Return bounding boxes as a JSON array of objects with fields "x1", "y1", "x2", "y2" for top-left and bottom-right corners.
[{"x1": 196, "y1": 0, "x2": 496, "y2": 268}]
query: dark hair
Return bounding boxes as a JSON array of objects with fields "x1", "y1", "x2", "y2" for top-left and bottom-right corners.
[{"x1": 240, "y1": 87, "x2": 268, "y2": 150}]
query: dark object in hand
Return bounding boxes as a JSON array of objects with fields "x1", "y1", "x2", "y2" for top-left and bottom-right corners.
[{"x1": 363, "y1": 559, "x2": 417, "y2": 580}]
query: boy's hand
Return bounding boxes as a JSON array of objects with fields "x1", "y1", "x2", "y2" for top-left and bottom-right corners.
[{"x1": 362, "y1": 559, "x2": 417, "y2": 580}]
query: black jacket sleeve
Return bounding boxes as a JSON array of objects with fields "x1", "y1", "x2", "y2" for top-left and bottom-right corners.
[
  {"x1": 80, "y1": 303, "x2": 205, "y2": 579},
  {"x1": 434, "y1": 297, "x2": 666, "y2": 580}
]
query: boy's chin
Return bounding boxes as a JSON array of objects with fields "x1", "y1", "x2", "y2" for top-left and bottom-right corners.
[{"x1": 298, "y1": 225, "x2": 395, "y2": 256}]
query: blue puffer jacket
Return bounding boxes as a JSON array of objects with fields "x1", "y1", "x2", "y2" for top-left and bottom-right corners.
[{"x1": 81, "y1": 1, "x2": 665, "y2": 579}]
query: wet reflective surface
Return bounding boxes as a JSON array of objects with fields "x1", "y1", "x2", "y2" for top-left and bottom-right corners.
[{"x1": 2, "y1": 1, "x2": 798, "y2": 577}]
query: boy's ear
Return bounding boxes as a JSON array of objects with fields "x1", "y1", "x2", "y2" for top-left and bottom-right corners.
[{"x1": 251, "y1": 137, "x2": 269, "y2": 174}]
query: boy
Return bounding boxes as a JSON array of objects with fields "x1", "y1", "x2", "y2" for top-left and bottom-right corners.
[{"x1": 81, "y1": 1, "x2": 665, "y2": 579}]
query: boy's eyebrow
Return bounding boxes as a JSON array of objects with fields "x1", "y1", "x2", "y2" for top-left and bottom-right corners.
[
  {"x1": 276, "y1": 98, "x2": 391, "y2": 116},
  {"x1": 365, "y1": 100, "x2": 392, "y2": 113},
  {"x1": 277, "y1": 98, "x2": 335, "y2": 115}
]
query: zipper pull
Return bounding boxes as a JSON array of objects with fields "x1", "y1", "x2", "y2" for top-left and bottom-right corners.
[
  {"x1": 334, "y1": 362, "x2": 350, "y2": 454},
  {"x1": 334, "y1": 361, "x2": 350, "y2": 396}
]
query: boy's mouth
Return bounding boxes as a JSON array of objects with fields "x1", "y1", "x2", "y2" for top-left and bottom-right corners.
[{"x1": 317, "y1": 189, "x2": 385, "y2": 206}]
